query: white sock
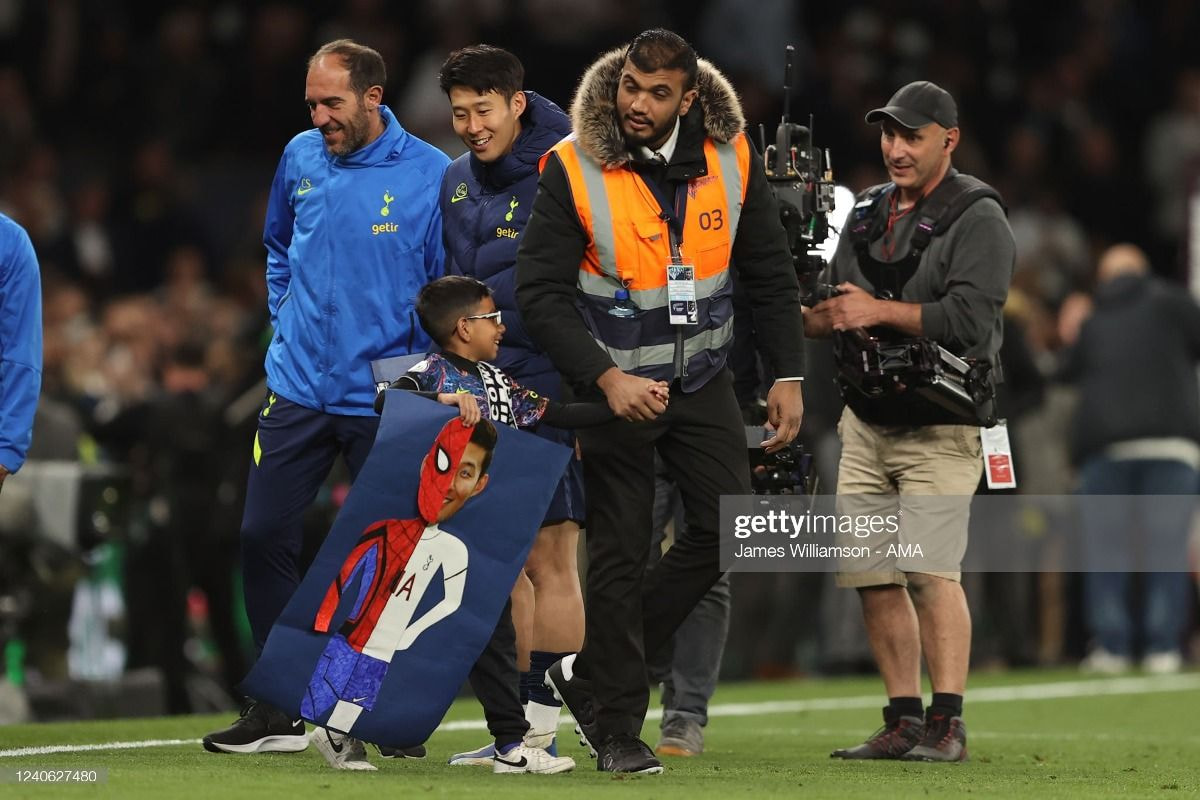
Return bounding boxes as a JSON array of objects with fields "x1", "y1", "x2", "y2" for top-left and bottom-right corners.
[{"x1": 525, "y1": 700, "x2": 562, "y2": 737}]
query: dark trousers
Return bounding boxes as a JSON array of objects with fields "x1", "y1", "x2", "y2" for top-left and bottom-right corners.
[
  {"x1": 240, "y1": 393, "x2": 379, "y2": 652},
  {"x1": 575, "y1": 369, "x2": 749, "y2": 738},
  {"x1": 468, "y1": 598, "x2": 528, "y2": 748}
]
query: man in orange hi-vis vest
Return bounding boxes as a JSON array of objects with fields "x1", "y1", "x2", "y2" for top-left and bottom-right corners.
[{"x1": 516, "y1": 29, "x2": 806, "y2": 774}]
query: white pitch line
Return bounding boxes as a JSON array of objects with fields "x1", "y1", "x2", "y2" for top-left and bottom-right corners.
[
  {"x1": 758, "y1": 727, "x2": 1200, "y2": 745},
  {"x1": 1, "y1": 673, "x2": 1196, "y2": 758},
  {"x1": 0, "y1": 739, "x2": 203, "y2": 758}
]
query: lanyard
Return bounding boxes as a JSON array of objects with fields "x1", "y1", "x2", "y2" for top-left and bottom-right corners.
[{"x1": 640, "y1": 175, "x2": 688, "y2": 260}]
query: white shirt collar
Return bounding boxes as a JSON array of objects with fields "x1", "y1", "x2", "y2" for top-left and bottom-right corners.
[{"x1": 637, "y1": 117, "x2": 681, "y2": 164}]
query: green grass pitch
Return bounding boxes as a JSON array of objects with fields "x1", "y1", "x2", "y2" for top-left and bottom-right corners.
[{"x1": 1, "y1": 670, "x2": 1196, "y2": 798}]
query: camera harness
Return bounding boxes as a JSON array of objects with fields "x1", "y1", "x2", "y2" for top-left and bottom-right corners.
[
  {"x1": 847, "y1": 173, "x2": 1002, "y2": 301},
  {"x1": 836, "y1": 173, "x2": 1006, "y2": 425}
]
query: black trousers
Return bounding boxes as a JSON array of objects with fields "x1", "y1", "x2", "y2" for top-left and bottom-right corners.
[
  {"x1": 574, "y1": 368, "x2": 749, "y2": 738},
  {"x1": 467, "y1": 598, "x2": 528, "y2": 748}
]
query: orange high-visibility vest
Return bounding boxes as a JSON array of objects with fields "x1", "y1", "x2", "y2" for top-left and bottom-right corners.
[{"x1": 543, "y1": 132, "x2": 752, "y2": 388}]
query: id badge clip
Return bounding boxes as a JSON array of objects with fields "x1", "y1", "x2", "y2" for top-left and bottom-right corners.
[{"x1": 667, "y1": 259, "x2": 698, "y2": 325}]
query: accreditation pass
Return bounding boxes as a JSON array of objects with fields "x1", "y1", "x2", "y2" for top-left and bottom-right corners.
[{"x1": 667, "y1": 261, "x2": 698, "y2": 325}]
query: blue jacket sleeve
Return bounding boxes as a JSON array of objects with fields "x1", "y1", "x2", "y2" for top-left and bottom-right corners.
[
  {"x1": 0, "y1": 221, "x2": 43, "y2": 472},
  {"x1": 263, "y1": 151, "x2": 295, "y2": 328}
]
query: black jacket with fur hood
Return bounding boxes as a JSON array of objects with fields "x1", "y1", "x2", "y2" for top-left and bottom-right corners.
[{"x1": 515, "y1": 47, "x2": 805, "y2": 393}]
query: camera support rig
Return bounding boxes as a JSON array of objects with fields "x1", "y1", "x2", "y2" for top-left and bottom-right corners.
[{"x1": 759, "y1": 46, "x2": 837, "y2": 301}]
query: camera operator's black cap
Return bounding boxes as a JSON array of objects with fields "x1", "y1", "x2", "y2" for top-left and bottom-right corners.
[{"x1": 865, "y1": 81, "x2": 958, "y2": 130}]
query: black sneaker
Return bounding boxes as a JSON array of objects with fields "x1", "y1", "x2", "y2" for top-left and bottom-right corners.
[
  {"x1": 545, "y1": 654, "x2": 600, "y2": 757},
  {"x1": 376, "y1": 744, "x2": 427, "y2": 759},
  {"x1": 596, "y1": 734, "x2": 663, "y2": 774},
  {"x1": 901, "y1": 712, "x2": 968, "y2": 762},
  {"x1": 202, "y1": 700, "x2": 308, "y2": 754},
  {"x1": 830, "y1": 707, "x2": 923, "y2": 759}
]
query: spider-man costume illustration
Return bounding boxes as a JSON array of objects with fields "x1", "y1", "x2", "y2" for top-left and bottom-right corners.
[{"x1": 301, "y1": 418, "x2": 474, "y2": 733}]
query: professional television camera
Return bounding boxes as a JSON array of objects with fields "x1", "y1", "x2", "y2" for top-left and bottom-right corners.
[
  {"x1": 746, "y1": 426, "x2": 813, "y2": 495},
  {"x1": 834, "y1": 331, "x2": 998, "y2": 426},
  {"x1": 760, "y1": 46, "x2": 838, "y2": 305},
  {"x1": 757, "y1": 49, "x2": 1001, "y2": 426}
]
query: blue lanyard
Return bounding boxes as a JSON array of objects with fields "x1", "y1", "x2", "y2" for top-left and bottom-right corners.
[{"x1": 639, "y1": 172, "x2": 688, "y2": 259}]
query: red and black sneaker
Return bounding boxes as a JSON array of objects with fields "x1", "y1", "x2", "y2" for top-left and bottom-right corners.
[
  {"x1": 830, "y1": 707, "x2": 923, "y2": 759},
  {"x1": 901, "y1": 711, "x2": 968, "y2": 762}
]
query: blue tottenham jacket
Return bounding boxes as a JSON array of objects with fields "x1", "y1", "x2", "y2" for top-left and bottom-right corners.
[
  {"x1": 0, "y1": 213, "x2": 42, "y2": 472},
  {"x1": 264, "y1": 105, "x2": 450, "y2": 415},
  {"x1": 439, "y1": 92, "x2": 570, "y2": 389}
]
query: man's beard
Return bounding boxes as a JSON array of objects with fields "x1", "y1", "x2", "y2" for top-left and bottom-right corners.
[
  {"x1": 325, "y1": 109, "x2": 369, "y2": 156},
  {"x1": 624, "y1": 113, "x2": 678, "y2": 150}
]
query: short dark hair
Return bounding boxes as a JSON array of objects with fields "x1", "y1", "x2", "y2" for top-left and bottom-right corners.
[
  {"x1": 167, "y1": 340, "x2": 207, "y2": 370},
  {"x1": 625, "y1": 29, "x2": 698, "y2": 91},
  {"x1": 470, "y1": 418, "x2": 498, "y2": 475},
  {"x1": 416, "y1": 275, "x2": 492, "y2": 346},
  {"x1": 438, "y1": 45, "x2": 525, "y2": 101},
  {"x1": 308, "y1": 39, "x2": 386, "y2": 96}
]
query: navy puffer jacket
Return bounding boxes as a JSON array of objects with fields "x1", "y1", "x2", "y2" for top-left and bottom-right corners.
[{"x1": 439, "y1": 92, "x2": 571, "y2": 389}]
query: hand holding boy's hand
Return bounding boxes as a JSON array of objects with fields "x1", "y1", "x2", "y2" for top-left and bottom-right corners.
[
  {"x1": 597, "y1": 368, "x2": 668, "y2": 421},
  {"x1": 648, "y1": 381, "x2": 670, "y2": 406},
  {"x1": 438, "y1": 392, "x2": 482, "y2": 426}
]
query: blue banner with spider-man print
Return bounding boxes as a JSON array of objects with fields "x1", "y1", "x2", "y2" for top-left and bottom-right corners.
[{"x1": 242, "y1": 389, "x2": 570, "y2": 748}]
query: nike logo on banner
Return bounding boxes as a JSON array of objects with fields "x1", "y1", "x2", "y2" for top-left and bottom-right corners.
[{"x1": 495, "y1": 755, "x2": 528, "y2": 768}]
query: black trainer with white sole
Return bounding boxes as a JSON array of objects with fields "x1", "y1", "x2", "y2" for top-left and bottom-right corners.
[
  {"x1": 544, "y1": 655, "x2": 600, "y2": 757},
  {"x1": 202, "y1": 701, "x2": 308, "y2": 754},
  {"x1": 596, "y1": 734, "x2": 663, "y2": 774}
]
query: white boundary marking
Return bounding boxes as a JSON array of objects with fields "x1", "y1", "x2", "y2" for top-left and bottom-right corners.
[{"x1": 1, "y1": 673, "x2": 1196, "y2": 758}]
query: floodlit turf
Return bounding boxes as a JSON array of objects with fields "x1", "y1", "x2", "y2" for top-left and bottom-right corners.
[{"x1": 1, "y1": 670, "x2": 1197, "y2": 798}]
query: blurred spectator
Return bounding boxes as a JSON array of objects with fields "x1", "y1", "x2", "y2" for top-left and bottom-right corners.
[
  {"x1": 1144, "y1": 69, "x2": 1200, "y2": 269},
  {"x1": 1062, "y1": 243, "x2": 1200, "y2": 674},
  {"x1": 110, "y1": 138, "x2": 207, "y2": 294},
  {"x1": 91, "y1": 341, "x2": 246, "y2": 711}
]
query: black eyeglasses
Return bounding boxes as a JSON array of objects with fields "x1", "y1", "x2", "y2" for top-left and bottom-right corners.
[{"x1": 464, "y1": 310, "x2": 502, "y2": 324}]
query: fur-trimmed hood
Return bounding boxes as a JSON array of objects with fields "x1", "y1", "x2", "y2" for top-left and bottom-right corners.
[{"x1": 569, "y1": 46, "x2": 746, "y2": 168}]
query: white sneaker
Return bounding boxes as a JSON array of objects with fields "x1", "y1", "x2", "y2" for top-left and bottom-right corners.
[
  {"x1": 310, "y1": 727, "x2": 377, "y2": 771},
  {"x1": 492, "y1": 743, "x2": 575, "y2": 775},
  {"x1": 1142, "y1": 650, "x2": 1184, "y2": 675},
  {"x1": 448, "y1": 741, "x2": 495, "y2": 766},
  {"x1": 1080, "y1": 648, "x2": 1133, "y2": 675},
  {"x1": 523, "y1": 729, "x2": 556, "y2": 751}
]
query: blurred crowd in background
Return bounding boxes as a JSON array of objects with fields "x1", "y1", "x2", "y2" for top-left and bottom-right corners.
[{"x1": 1, "y1": 0, "x2": 1199, "y2": 719}]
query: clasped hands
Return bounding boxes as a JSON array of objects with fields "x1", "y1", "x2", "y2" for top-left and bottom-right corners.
[{"x1": 596, "y1": 367, "x2": 670, "y2": 422}]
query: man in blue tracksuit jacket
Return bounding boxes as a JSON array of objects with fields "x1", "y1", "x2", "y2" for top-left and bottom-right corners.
[
  {"x1": 204, "y1": 39, "x2": 449, "y2": 757},
  {"x1": 0, "y1": 213, "x2": 42, "y2": 489},
  {"x1": 435, "y1": 45, "x2": 580, "y2": 765}
]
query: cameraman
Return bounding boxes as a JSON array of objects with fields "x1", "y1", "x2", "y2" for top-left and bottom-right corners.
[{"x1": 804, "y1": 82, "x2": 1014, "y2": 762}]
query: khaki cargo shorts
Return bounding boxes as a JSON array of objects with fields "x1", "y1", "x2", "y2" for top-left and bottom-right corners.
[{"x1": 834, "y1": 406, "x2": 983, "y2": 588}]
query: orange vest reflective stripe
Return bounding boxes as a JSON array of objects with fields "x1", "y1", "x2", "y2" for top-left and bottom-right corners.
[{"x1": 543, "y1": 132, "x2": 752, "y2": 386}]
